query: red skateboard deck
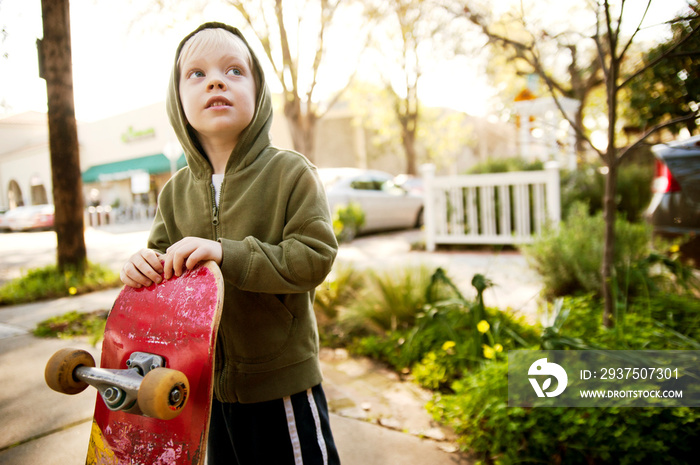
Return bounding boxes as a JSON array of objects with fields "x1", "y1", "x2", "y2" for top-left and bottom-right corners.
[{"x1": 86, "y1": 261, "x2": 223, "y2": 464}]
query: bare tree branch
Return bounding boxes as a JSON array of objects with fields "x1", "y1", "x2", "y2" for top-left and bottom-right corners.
[
  {"x1": 619, "y1": 23, "x2": 700, "y2": 88},
  {"x1": 618, "y1": 0, "x2": 652, "y2": 62},
  {"x1": 617, "y1": 111, "x2": 699, "y2": 164},
  {"x1": 532, "y1": 51, "x2": 604, "y2": 158},
  {"x1": 274, "y1": 0, "x2": 298, "y2": 97},
  {"x1": 594, "y1": 8, "x2": 611, "y2": 81}
]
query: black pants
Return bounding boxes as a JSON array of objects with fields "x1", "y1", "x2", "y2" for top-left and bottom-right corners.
[{"x1": 207, "y1": 384, "x2": 341, "y2": 464}]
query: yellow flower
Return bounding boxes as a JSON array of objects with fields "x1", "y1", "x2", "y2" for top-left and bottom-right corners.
[
  {"x1": 477, "y1": 320, "x2": 490, "y2": 333},
  {"x1": 482, "y1": 344, "x2": 495, "y2": 359},
  {"x1": 441, "y1": 340, "x2": 456, "y2": 352},
  {"x1": 68, "y1": 286, "x2": 78, "y2": 296},
  {"x1": 494, "y1": 344, "x2": 503, "y2": 353},
  {"x1": 670, "y1": 244, "x2": 680, "y2": 253}
]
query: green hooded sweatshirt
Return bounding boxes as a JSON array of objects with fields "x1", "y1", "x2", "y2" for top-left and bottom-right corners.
[{"x1": 150, "y1": 22, "x2": 338, "y2": 403}]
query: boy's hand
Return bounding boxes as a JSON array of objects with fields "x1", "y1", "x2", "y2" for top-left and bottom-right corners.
[
  {"x1": 163, "y1": 237, "x2": 223, "y2": 279},
  {"x1": 121, "y1": 248, "x2": 165, "y2": 288}
]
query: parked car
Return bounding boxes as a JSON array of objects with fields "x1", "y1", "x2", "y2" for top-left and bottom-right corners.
[
  {"x1": 645, "y1": 135, "x2": 700, "y2": 237},
  {"x1": 5, "y1": 204, "x2": 55, "y2": 232},
  {"x1": 319, "y1": 168, "x2": 424, "y2": 235},
  {"x1": 394, "y1": 174, "x2": 424, "y2": 196}
]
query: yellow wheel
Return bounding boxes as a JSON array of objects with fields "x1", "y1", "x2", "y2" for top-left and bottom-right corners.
[
  {"x1": 45, "y1": 348, "x2": 95, "y2": 395},
  {"x1": 138, "y1": 368, "x2": 189, "y2": 420}
]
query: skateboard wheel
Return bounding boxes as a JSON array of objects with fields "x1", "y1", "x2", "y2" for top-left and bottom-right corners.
[
  {"x1": 45, "y1": 348, "x2": 95, "y2": 395},
  {"x1": 138, "y1": 368, "x2": 189, "y2": 420}
]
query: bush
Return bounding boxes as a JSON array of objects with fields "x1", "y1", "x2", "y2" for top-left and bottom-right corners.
[
  {"x1": 345, "y1": 269, "x2": 538, "y2": 389},
  {"x1": 314, "y1": 265, "x2": 365, "y2": 346},
  {"x1": 0, "y1": 263, "x2": 121, "y2": 305},
  {"x1": 429, "y1": 361, "x2": 700, "y2": 465},
  {"x1": 521, "y1": 202, "x2": 651, "y2": 298},
  {"x1": 34, "y1": 310, "x2": 107, "y2": 346},
  {"x1": 315, "y1": 261, "x2": 700, "y2": 463},
  {"x1": 466, "y1": 156, "x2": 544, "y2": 174},
  {"x1": 560, "y1": 162, "x2": 653, "y2": 222},
  {"x1": 332, "y1": 202, "x2": 365, "y2": 243},
  {"x1": 426, "y1": 290, "x2": 700, "y2": 464},
  {"x1": 540, "y1": 293, "x2": 700, "y2": 351},
  {"x1": 341, "y1": 265, "x2": 436, "y2": 334}
]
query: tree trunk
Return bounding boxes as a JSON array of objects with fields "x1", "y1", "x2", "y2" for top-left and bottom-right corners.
[
  {"x1": 402, "y1": 126, "x2": 418, "y2": 175},
  {"x1": 601, "y1": 157, "x2": 617, "y2": 327},
  {"x1": 40, "y1": 0, "x2": 87, "y2": 273},
  {"x1": 601, "y1": 53, "x2": 619, "y2": 328},
  {"x1": 284, "y1": 98, "x2": 317, "y2": 163}
]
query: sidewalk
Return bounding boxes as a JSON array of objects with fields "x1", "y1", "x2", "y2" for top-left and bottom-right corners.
[
  {"x1": 1, "y1": 228, "x2": 516, "y2": 464},
  {"x1": 0, "y1": 290, "x2": 470, "y2": 464}
]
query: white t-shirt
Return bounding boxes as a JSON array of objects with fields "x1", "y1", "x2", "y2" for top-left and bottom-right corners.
[{"x1": 212, "y1": 174, "x2": 224, "y2": 207}]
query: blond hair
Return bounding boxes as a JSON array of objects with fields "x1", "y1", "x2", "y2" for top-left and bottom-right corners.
[{"x1": 177, "y1": 28, "x2": 257, "y2": 84}]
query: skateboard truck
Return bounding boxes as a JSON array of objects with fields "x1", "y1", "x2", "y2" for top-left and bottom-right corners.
[
  {"x1": 78, "y1": 352, "x2": 167, "y2": 412},
  {"x1": 45, "y1": 348, "x2": 190, "y2": 420}
]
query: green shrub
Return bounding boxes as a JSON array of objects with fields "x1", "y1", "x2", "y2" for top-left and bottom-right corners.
[
  {"x1": 34, "y1": 310, "x2": 107, "y2": 346},
  {"x1": 346, "y1": 269, "x2": 538, "y2": 389},
  {"x1": 0, "y1": 262, "x2": 121, "y2": 305},
  {"x1": 466, "y1": 156, "x2": 544, "y2": 174},
  {"x1": 627, "y1": 293, "x2": 700, "y2": 343},
  {"x1": 560, "y1": 163, "x2": 653, "y2": 222},
  {"x1": 342, "y1": 265, "x2": 435, "y2": 334},
  {"x1": 521, "y1": 202, "x2": 651, "y2": 298},
  {"x1": 313, "y1": 265, "x2": 365, "y2": 346},
  {"x1": 560, "y1": 166, "x2": 604, "y2": 219},
  {"x1": 314, "y1": 261, "x2": 700, "y2": 463},
  {"x1": 332, "y1": 202, "x2": 365, "y2": 243},
  {"x1": 429, "y1": 361, "x2": 700, "y2": 465},
  {"x1": 540, "y1": 294, "x2": 700, "y2": 351}
]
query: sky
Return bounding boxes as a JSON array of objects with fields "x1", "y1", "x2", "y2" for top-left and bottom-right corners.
[{"x1": 0, "y1": 0, "x2": 692, "y2": 123}]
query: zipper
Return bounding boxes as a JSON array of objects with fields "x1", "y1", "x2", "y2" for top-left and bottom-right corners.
[{"x1": 210, "y1": 183, "x2": 220, "y2": 237}]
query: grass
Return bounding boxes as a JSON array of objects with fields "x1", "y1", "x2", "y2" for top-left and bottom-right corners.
[
  {"x1": 0, "y1": 262, "x2": 121, "y2": 306},
  {"x1": 33, "y1": 310, "x2": 108, "y2": 346}
]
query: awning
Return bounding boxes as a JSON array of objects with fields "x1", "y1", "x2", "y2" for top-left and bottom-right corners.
[{"x1": 82, "y1": 153, "x2": 187, "y2": 183}]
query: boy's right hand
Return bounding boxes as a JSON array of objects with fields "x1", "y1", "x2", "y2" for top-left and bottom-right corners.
[{"x1": 120, "y1": 249, "x2": 165, "y2": 288}]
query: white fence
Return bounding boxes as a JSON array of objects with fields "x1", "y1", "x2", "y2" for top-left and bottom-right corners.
[{"x1": 421, "y1": 163, "x2": 561, "y2": 252}]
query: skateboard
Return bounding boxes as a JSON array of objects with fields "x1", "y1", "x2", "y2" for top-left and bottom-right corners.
[{"x1": 45, "y1": 261, "x2": 224, "y2": 465}]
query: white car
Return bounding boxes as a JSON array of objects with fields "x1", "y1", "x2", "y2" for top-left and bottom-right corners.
[
  {"x1": 5, "y1": 204, "x2": 55, "y2": 232},
  {"x1": 319, "y1": 168, "x2": 423, "y2": 235}
]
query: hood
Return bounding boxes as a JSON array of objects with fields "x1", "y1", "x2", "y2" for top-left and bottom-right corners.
[{"x1": 166, "y1": 22, "x2": 273, "y2": 181}]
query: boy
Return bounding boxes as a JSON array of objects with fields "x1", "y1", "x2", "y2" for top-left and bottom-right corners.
[{"x1": 120, "y1": 22, "x2": 341, "y2": 465}]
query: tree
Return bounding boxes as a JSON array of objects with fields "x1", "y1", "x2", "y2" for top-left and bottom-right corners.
[
  {"x1": 453, "y1": 0, "x2": 603, "y2": 159},
  {"x1": 455, "y1": 0, "x2": 699, "y2": 326},
  {"x1": 227, "y1": 0, "x2": 367, "y2": 162},
  {"x1": 341, "y1": 80, "x2": 476, "y2": 171},
  {"x1": 624, "y1": 1, "x2": 700, "y2": 136},
  {"x1": 592, "y1": 0, "x2": 698, "y2": 326},
  {"x1": 38, "y1": 0, "x2": 87, "y2": 273},
  {"x1": 362, "y1": 0, "x2": 465, "y2": 175},
  {"x1": 129, "y1": 0, "x2": 368, "y2": 163}
]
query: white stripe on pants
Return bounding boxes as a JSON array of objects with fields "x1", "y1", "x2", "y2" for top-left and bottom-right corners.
[{"x1": 284, "y1": 388, "x2": 330, "y2": 465}]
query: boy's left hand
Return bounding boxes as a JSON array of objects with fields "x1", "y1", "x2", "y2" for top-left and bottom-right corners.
[{"x1": 163, "y1": 237, "x2": 223, "y2": 279}]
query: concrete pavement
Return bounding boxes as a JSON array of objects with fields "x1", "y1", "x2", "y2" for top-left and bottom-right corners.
[
  {"x1": 0, "y1": 290, "x2": 470, "y2": 464},
  {"x1": 0, "y1": 225, "x2": 543, "y2": 464}
]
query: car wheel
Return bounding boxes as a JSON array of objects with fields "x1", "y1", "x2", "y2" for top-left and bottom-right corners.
[{"x1": 414, "y1": 207, "x2": 424, "y2": 228}]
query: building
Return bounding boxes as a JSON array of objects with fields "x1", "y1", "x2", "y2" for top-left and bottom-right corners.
[
  {"x1": 0, "y1": 101, "x2": 293, "y2": 222},
  {"x1": 1, "y1": 98, "x2": 513, "y2": 220}
]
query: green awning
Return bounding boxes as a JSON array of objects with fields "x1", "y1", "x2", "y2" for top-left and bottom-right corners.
[{"x1": 82, "y1": 153, "x2": 187, "y2": 183}]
